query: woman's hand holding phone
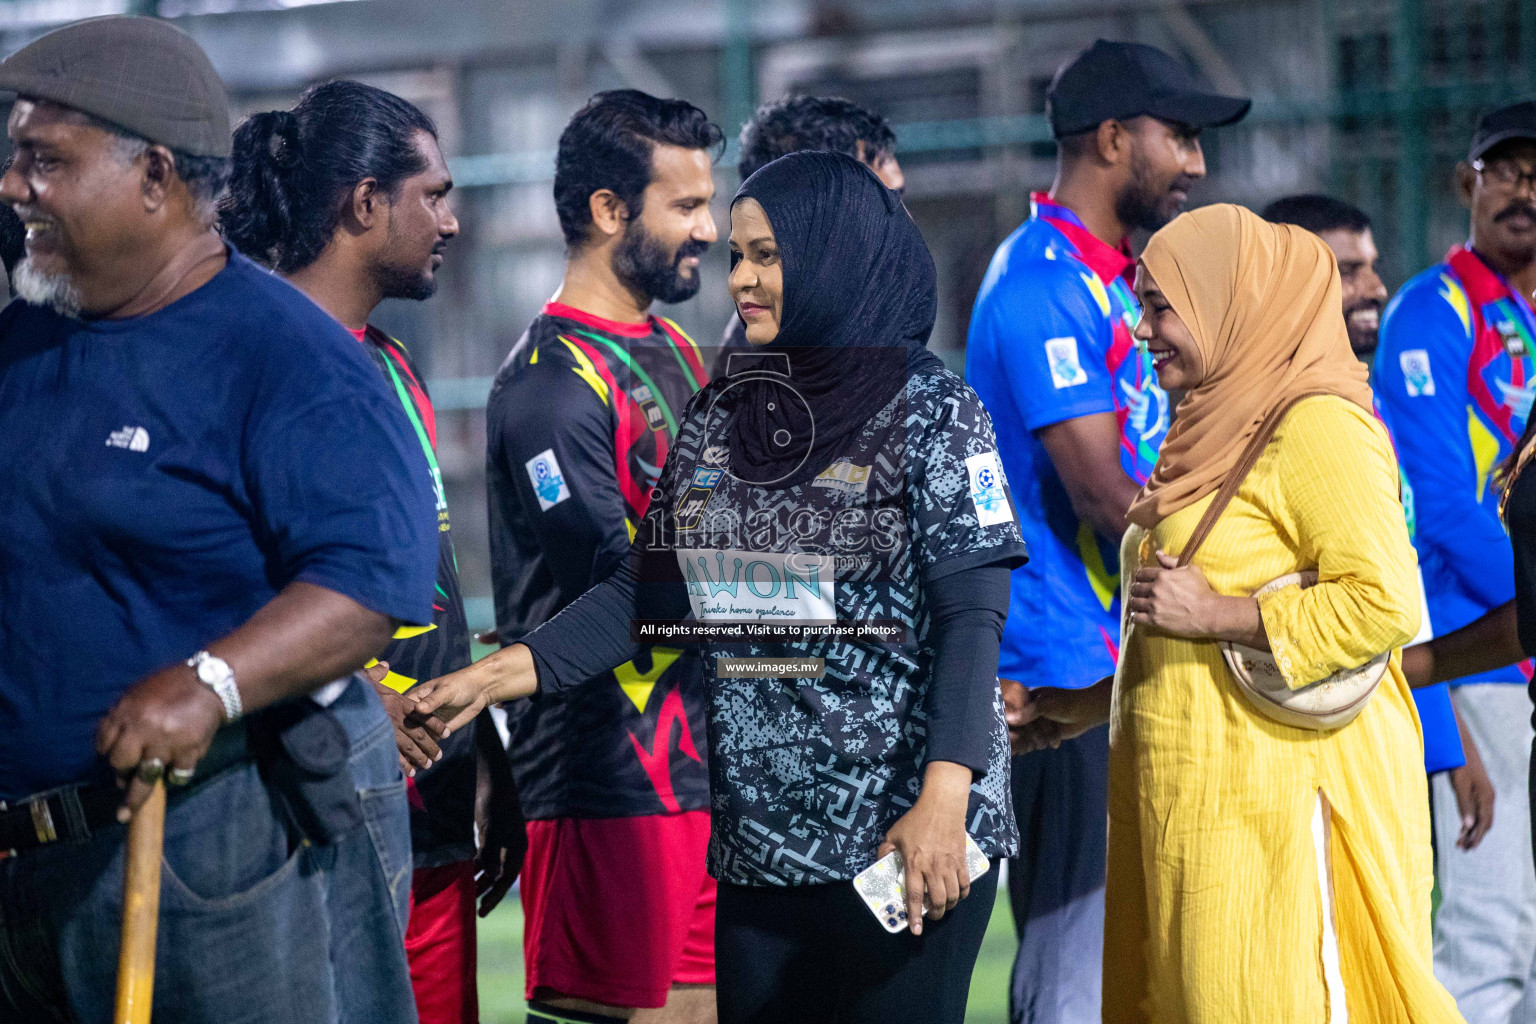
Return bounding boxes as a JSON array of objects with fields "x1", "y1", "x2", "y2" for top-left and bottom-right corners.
[{"x1": 877, "y1": 760, "x2": 973, "y2": 935}]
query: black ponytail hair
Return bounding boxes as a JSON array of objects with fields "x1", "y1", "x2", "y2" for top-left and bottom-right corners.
[{"x1": 219, "y1": 80, "x2": 438, "y2": 273}]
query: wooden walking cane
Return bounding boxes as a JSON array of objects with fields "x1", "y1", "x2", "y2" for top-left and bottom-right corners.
[{"x1": 114, "y1": 779, "x2": 166, "y2": 1024}]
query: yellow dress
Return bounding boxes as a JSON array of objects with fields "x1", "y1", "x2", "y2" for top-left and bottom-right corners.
[{"x1": 1105, "y1": 396, "x2": 1464, "y2": 1023}]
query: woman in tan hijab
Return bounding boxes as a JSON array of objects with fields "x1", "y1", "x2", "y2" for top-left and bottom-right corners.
[{"x1": 1021, "y1": 204, "x2": 1462, "y2": 1022}]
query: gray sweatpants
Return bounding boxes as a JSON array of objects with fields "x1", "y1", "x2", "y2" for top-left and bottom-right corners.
[{"x1": 1432, "y1": 683, "x2": 1536, "y2": 1024}]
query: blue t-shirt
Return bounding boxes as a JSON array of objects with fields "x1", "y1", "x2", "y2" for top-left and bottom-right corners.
[
  {"x1": 966, "y1": 194, "x2": 1168, "y2": 690},
  {"x1": 0, "y1": 251, "x2": 439, "y2": 800},
  {"x1": 1376, "y1": 246, "x2": 1535, "y2": 695},
  {"x1": 1370, "y1": 394, "x2": 1465, "y2": 774}
]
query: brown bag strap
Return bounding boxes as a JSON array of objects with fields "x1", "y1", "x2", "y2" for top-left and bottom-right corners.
[{"x1": 1175, "y1": 391, "x2": 1333, "y2": 569}]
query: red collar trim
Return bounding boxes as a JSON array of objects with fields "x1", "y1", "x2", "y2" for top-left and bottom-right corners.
[
  {"x1": 1446, "y1": 244, "x2": 1533, "y2": 312},
  {"x1": 542, "y1": 300, "x2": 654, "y2": 338},
  {"x1": 1031, "y1": 191, "x2": 1135, "y2": 287}
]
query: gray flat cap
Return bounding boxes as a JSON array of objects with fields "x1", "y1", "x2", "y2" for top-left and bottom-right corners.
[{"x1": 0, "y1": 15, "x2": 230, "y2": 157}]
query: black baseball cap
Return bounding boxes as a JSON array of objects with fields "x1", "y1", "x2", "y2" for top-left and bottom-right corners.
[
  {"x1": 1469, "y1": 100, "x2": 1536, "y2": 162},
  {"x1": 0, "y1": 16, "x2": 230, "y2": 158},
  {"x1": 1047, "y1": 40, "x2": 1251, "y2": 140}
]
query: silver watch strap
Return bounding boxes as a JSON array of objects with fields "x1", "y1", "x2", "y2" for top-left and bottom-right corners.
[{"x1": 187, "y1": 650, "x2": 243, "y2": 722}]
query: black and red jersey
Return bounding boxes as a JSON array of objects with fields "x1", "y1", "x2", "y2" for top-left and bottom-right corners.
[
  {"x1": 486, "y1": 301, "x2": 709, "y2": 820},
  {"x1": 359, "y1": 326, "x2": 479, "y2": 866}
]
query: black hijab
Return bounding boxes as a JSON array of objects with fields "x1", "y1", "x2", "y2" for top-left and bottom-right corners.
[{"x1": 724, "y1": 151, "x2": 944, "y2": 488}]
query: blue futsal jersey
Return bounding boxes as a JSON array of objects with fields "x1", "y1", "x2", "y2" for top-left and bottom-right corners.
[
  {"x1": 1377, "y1": 245, "x2": 1536, "y2": 772},
  {"x1": 967, "y1": 193, "x2": 1168, "y2": 690}
]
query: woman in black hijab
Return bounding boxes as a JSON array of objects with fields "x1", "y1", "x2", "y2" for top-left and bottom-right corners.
[{"x1": 416, "y1": 152, "x2": 1027, "y2": 1023}]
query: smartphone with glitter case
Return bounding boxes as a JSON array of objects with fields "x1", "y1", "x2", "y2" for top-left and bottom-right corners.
[{"x1": 852, "y1": 835, "x2": 990, "y2": 933}]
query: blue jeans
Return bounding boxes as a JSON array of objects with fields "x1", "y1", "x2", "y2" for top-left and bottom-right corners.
[
  {"x1": 0, "y1": 677, "x2": 418, "y2": 1024},
  {"x1": 1007, "y1": 723, "x2": 1107, "y2": 1024}
]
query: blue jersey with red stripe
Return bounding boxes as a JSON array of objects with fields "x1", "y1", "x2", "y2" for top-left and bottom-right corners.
[
  {"x1": 966, "y1": 194, "x2": 1168, "y2": 689},
  {"x1": 1370, "y1": 390, "x2": 1463, "y2": 774},
  {"x1": 1376, "y1": 245, "x2": 1536, "y2": 692}
]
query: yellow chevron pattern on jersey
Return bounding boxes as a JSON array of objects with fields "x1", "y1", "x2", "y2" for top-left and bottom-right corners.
[
  {"x1": 1439, "y1": 273, "x2": 1472, "y2": 338},
  {"x1": 558, "y1": 336, "x2": 610, "y2": 405},
  {"x1": 658, "y1": 315, "x2": 704, "y2": 362},
  {"x1": 1081, "y1": 270, "x2": 1112, "y2": 317},
  {"x1": 1076, "y1": 520, "x2": 1118, "y2": 612},
  {"x1": 1469, "y1": 405, "x2": 1501, "y2": 502},
  {"x1": 363, "y1": 657, "x2": 417, "y2": 694},
  {"x1": 392, "y1": 623, "x2": 437, "y2": 640},
  {"x1": 614, "y1": 647, "x2": 682, "y2": 712}
]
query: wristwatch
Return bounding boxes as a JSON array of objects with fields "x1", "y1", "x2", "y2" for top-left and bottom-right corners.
[{"x1": 187, "y1": 651, "x2": 243, "y2": 723}]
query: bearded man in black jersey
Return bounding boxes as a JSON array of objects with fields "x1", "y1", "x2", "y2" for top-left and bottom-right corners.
[{"x1": 485, "y1": 90, "x2": 721, "y2": 1024}]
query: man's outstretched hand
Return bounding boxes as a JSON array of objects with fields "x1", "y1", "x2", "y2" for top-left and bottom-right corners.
[
  {"x1": 366, "y1": 661, "x2": 450, "y2": 778},
  {"x1": 1001, "y1": 676, "x2": 1113, "y2": 756}
]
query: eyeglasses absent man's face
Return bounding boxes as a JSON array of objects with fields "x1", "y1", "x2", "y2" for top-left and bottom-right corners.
[{"x1": 1316, "y1": 226, "x2": 1388, "y2": 359}]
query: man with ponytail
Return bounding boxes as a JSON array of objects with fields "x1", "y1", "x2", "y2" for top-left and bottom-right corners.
[
  {"x1": 222, "y1": 80, "x2": 524, "y2": 1024},
  {"x1": 0, "y1": 19, "x2": 439, "y2": 1023}
]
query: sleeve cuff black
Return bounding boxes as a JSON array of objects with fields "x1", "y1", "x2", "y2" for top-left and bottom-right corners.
[{"x1": 922, "y1": 748, "x2": 991, "y2": 778}]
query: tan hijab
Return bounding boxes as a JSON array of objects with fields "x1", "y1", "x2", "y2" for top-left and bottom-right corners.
[{"x1": 1125, "y1": 203, "x2": 1374, "y2": 529}]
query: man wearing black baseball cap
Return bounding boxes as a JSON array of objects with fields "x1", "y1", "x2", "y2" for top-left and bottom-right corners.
[
  {"x1": 1374, "y1": 98, "x2": 1536, "y2": 1024},
  {"x1": 0, "y1": 16, "x2": 435, "y2": 1022},
  {"x1": 965, "y1": 39, "x2": 1247, "y2": 1024}
]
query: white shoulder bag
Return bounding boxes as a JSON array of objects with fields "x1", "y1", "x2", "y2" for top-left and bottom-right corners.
[{"x1": 1173, "y1": 393, "x2": 1387, "y2": 731}]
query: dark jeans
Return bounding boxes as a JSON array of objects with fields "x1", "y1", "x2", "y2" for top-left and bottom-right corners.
[
  {"x1": 715, "y1": 863, "x2": 999, "y2": 1024},
  {"x1": 1008, "y1": 724, "x2": 1108, "y2": 1024},
  {"x1": 0, "y1": 677, "x2": 418, "y2": 1024}
]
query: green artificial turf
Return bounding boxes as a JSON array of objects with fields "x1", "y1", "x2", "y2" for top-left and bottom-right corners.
[{"x1": 475, "y1": 880, "x2": 1018, "y2": 1022}]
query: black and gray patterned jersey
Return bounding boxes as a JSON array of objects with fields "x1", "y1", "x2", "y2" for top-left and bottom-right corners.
[
  {"x1": 486, "y1": 301, "x2": 711, "y2": 820},
  {"x1": 356, "y1": 325, "x2": 479, "y2": 867},
  {"x1": 639, "y1": 366, "x2": 1026, "y2": 886}
]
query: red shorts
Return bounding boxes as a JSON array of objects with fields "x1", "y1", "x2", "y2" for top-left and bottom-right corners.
[
  {"x1": 521, "y1": 810, "x2": 716, "y2": 1009},
  {"x1": 405, "y1": 860, "x2": 479, "y2": 1024}
]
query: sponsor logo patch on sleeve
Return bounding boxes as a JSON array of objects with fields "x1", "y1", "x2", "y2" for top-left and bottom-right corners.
[
  {"x1": 965, "y1": 451, "x2": 1014, "y2": 526},
  {"x1": 1045, "y1": 336, "x2": 1088, "y2": 389},
  {"x1": 526, "y1": 448, "x2": 571, "y2": 510},
  {"x1": 1400, "y1": 349, "x2": 1435, "y2": 397}
]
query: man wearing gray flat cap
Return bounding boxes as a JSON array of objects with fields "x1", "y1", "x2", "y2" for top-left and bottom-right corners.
[{"x1": 0, "y1": 16, "x2": 437, "y2": 1023}]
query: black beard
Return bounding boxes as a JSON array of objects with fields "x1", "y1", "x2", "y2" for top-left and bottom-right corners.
[
  {"x1": 613, "y1": 220, "x2": 707, "y2": 304},
  {"x1": 1116, "y1": 149, "x2": 1194, "y2": 233},
  {"x1": 375, "y1": 259, "x2": 438, "y2": 302},
  {"x1": 1344, "y1": 299, "x2": 1382, "y2": 358}
]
